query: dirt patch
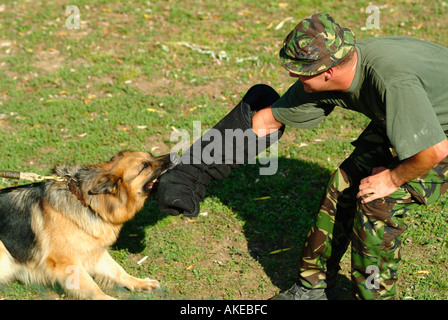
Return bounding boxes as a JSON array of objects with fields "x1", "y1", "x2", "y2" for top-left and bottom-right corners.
[
  {"x1": 130, "y1": 73, "x2": 231, "y2": 102},
  {"x1": 130, "y1": 77, "x2": 172, "y2": 97},
  {"x1": 32, "y1": 49, "x2": 65, "y2": 73}
]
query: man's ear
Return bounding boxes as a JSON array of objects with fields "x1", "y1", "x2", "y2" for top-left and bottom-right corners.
[
  {"x1": 324, "y1": 68, "x2": 334, "y2": 81},
  {"x1": 89, "y1": 174, "x2": 120, "y2": 195}
]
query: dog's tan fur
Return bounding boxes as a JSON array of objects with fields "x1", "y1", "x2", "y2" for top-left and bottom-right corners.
[{"x1": 0, "y1": 151, "x2": 173, "y2": 299}]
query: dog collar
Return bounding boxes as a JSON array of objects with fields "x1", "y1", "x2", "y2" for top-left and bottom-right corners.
[{"x1": 67, "y1": 178, "x2": 89, "y2": 207}]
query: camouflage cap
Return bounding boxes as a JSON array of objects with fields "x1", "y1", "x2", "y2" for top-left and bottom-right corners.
[{"x1": 279, "y1": 13, "x2": 356, "y2": 76}]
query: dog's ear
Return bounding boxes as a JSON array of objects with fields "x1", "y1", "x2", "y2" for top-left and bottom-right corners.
[{"x1": 89, "y1": 174, "x2": 120, "y2": 195}]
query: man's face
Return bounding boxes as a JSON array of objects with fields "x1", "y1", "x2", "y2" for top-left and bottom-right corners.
[{"x1": 289, "y1": 71, "x2": 328, "y2": 93}]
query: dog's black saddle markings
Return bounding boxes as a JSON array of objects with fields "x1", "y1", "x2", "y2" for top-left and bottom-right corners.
[{"x1": 0, "y1": 184, "x2": 40, "y2": 263}]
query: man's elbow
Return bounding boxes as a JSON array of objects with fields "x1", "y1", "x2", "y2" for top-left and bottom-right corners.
[{"x1": 432, "y1": 139, "x2": 448, "y2": 163}]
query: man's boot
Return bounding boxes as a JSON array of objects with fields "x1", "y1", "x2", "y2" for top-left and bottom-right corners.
[{"x1": 270, "y1": 283, "x2": 329, "y2": 300}]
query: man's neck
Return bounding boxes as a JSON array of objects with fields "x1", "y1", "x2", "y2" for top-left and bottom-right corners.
[{"x1": 332, "y1": 50, "x2": 358, "y2": 91}]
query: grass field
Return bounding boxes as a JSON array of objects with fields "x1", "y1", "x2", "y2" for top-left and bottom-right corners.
[{"x1": 0, "y1": 0, "x2": 447, "y2": 300}]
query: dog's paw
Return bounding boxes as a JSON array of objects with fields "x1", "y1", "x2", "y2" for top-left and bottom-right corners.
[{"x1": 128, "y1": 278, "x2": 160, "y2": 292}]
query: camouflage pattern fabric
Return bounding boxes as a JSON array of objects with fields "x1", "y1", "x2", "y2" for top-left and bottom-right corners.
[
  {"x1": 298, "y1": 122, "x2": 448, "y2": 299},
  {"x1": 279, "y1": 13, "x2": 356, "y2": 76}
]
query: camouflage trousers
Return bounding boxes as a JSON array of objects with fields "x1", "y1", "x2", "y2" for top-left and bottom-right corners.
[{"x1": 298, "y1": 122, "x2": 448, "y2": 300}]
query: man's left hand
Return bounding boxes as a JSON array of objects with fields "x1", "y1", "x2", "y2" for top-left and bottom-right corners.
[{"x1": 357, "y1": 167, "x2": 400, "y2": 203}]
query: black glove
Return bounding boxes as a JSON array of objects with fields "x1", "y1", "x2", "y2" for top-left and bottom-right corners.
[{"x1": 157, "y1": 84, "x2": 285, "y2": 217}]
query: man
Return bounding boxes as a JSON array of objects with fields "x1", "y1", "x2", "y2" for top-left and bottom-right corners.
[{"x1": 158, "y1": 13, "x2": 448, "y2": 300}]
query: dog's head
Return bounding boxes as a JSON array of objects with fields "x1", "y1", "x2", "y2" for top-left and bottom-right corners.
[
  {"x1": 76, "y1": 151, "x2": 175, "y2": 224},
  {"x1": 90, "y1": 151, "x2": 174, "y2": 196}
]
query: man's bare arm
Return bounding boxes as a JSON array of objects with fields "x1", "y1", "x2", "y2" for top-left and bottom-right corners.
[
  {"x1": 358, "y1": 138, "x2": 448, "y2": 203},
  {"x1": 252, "y1": 106, "x2": 284, "y2": 137}
]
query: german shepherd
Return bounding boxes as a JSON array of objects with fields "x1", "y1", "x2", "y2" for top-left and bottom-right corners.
[{"x1": 0, "y1": 151, "x2": 174, "y2": 300}]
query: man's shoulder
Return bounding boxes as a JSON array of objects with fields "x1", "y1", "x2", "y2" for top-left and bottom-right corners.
[
  {"x1": 357, "y1": 35, "x2": 433, "y2": 46},
  {"x1": 356, "y1": 36, "x2": 448, "y2": 59},
  {"x1": 355, "y1": 36, "x2": 445, "y2": 85}
]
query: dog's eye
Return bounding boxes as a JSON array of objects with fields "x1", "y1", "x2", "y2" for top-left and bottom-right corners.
[
  {"x1": 139, "y1": 162, "x2": 152, "y2": 174},
  {"x1": 136, "y1": 162, "x2": 151, "y2": 176}
]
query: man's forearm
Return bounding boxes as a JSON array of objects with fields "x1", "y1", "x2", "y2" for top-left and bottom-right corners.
[
  {"x1": 391, "y1": 139, "x2": 448, "y2": 187},
  {"x1": 358, "y1": 138, "x2": 448, "y2": 203},
  {"x1": 252, "y1": 106, "x2": 284, "y2": 137}
]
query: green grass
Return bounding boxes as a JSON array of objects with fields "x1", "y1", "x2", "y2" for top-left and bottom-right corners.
[{"x1": 0, "y1": 0, "x2": 447, "y2": 300}]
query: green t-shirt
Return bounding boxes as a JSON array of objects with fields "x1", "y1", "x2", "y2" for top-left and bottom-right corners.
[{"x1": 272, "y1": 36, "x2": 448, "y2": 160}]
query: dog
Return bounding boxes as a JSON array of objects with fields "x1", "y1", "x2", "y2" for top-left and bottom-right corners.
[{"x1": 0, "y1": 151, "x2": 174, "y2": 300}]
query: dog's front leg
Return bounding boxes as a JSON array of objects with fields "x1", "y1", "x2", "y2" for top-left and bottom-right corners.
[
  {"x1": 93, "y1": 251, "x2": 160, "y2": 293},
  {"x1": 51, "y1": 262, "x2": 115, "y2": 300}
]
